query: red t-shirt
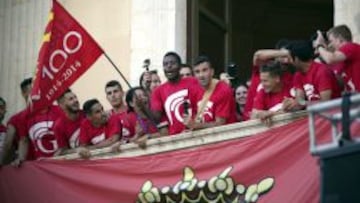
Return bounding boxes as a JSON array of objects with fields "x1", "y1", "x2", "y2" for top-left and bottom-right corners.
[
  {"x1": 244, "y1": 65, "x2": 293, "y2": 119},
  {"x1": 54, "y1": 111, "x2": 85, "y2": 149},
  {"x1": 79, "y1": 115, "x2": 121, "y2": 145},
  {"x1": 20, "y1": 106, "x2": 64, "y2": 159},
  {"x1": 115, "y1": 111, "x2": 135, "y2": 143},
  {"x1": 339, "y1": 42, "x2": 360, "y2": 92},
  {"x1": 125, "y1": 112, "x2": 158, "y2": 139},
  {"x1": 151, "y1": 77, "x2": 203, "y2": 135},
  {"x1": 0, "y1": 124, "x2": 6, "y2": 156},
  {"x1": 293, "y1": 61, "x2": 341, "y2": 101},
  {"x1": 7, "y1": 109, "x2": 35, "y2": 160},
  {"x1": 199, "y1": 81, "x2": 237, "y2": 124},
  {"x1": 243, "y1": 65, "x2": 261, "y2": 121},
  {"x1": 253, "y1": 85, "x2": 294, "y2": 111}
]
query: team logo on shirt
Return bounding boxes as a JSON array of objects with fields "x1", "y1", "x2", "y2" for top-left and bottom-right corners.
[
  {"x1": 69, "y1": 128, "x2": 80, "y2": 148},
  {"x1": 164, "y1": 89, "x2": 191, "y2": 125},
  {"x1": 197, "y1": 101, "x2": 214, "y2": 122},
  {"x1": 303, "y1": 84, "x2": 320, "y2": 101},
  {"x1": 29, "y1": 121, "x2": 58, "y2": 154}
]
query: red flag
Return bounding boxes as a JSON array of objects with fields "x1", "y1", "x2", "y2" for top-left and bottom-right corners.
[{"x1": 30, "y1": 0, "x2": 103, "y2": 111}]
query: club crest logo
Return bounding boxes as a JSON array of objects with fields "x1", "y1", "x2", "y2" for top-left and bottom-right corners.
[{"x1": 137, "y1": 166, "x2": 275, "y2": 203}]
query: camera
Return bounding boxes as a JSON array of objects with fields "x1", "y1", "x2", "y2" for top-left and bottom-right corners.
[{"x1": 310, "y1": 31, "x2": 328, "y2": 43}]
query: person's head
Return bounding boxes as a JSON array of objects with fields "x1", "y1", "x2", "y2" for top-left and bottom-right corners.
[
  {"x1": 125, "y1": 87, "x2": 148, "y2": 112},
  {"x1": 163, "y1": 52, "x2": 182, "y2": 82},
  {"x1": 105, "y1": 80, "x2": 124, "y2": 109},
  {"x1": 260, "y1": 61, "x2": 283, "y2": 93},
  {"x1": 327, "y1": 25, "x2": 352, "y2": 50},
  {"x1": 288, "y1": 40, "x2": 314, "y2": 70},
  {"x1": 83, "y1": 99, "x2": 107, "y2": 126},
  {"x1": 57, "y1": 89, "x2": 80, "y2": 114},
  {"x1": 149, "y1": 70, "x2": 161, "y2": 91},
  {"x1": 20, "y1": 77, "x2": 32, "y2": 101},
  {"x1": 235, "y1": 84, "x2": 248, "y2": 106},
  {"x1": 275, "y1": 39, "x2": 293, "y2": 65},
  {"x1": 180, "y1": 64, "x2": 193, "y2": 78},
  {"x1": 193, "y1": 55, "x2": 214, "y2": 88},
  {"x1": 0, "y1": 97, "x2": 6, "y2": 122},
  {"x1": 219, "y1": 72, "x2": 232, "y2": 85}
]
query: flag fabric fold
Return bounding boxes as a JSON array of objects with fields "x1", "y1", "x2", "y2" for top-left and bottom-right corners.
[{"x1": 30, "y1": 0, "x2": 103, "y2": 111}]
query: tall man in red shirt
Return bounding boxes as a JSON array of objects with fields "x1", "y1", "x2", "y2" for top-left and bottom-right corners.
[
  {"x1": 0, "y1": 78, "x2": 35, "y2": 166},
  {"x1": 315, "y1": 25, "x2": 360, "y2": 92},
  {"x1": 54, "y1": 89, "x2": 85, "y2": 156},
  {"x1": 78, "y1": 99, "x2": 121, "y2": 158},
  {"x1": 187, "y1": 55, "x2": 236, "y2": 130},
  {"x1": 150, "y1": 52, "x2": 203, "y2": 135},
  {"x1": 104, "y1": 80, "x2": 133, "y2": 143},
  {"x1": 289, "y1": 40, "x2": 341, "y2": 105},
  {"x1": 252, "y1": 61, "x2": 295, "y2": 125}
]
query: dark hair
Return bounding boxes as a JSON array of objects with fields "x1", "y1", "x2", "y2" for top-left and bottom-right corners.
[
  {"x1": 0, "y1": 97, "x2": 6, "y2": 106},
  {"x1": 57, "y1": 89, "x2": 72, "y2": 102},
  {"x1": 275, "y1": 39, "x2": 291, "y2": 49},
  {"x1": 139, "y1": 70, "x2": 158, "y2": 87},
  {"x1": 288, "y1": 40, "x2": 314, "y2": 62},
  {"x1": 105, "y1": 80, "x2": 122, "y2": 91},
  {"x1": 125, "y1": 86, "x2": 144, "y2": 112},
  {"x1": 260, "y1": 61, "x2": 283, "y2": 77},
  {"x1": 328, "y1": 24, "x2": 352, "y2": 42},
  {"x1": 20, "y1": 78, "x2": 32, "y2": 92},
  {"x1": 193, "y1": 55, "x2": 213, "y2": 68},
  {"x1": 83, "y1": 99, "x2": 100, "y2": 115},
  {"x1": 234, "y1": 83, "x2": 248, "y2": 114},
  {"x1": 164, "y1": 52, "x2": 182, "y2": 64}
]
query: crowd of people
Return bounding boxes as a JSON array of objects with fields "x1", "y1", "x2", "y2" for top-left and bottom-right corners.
[{"x1": 0, "y1": 24, "x2": 359, "y2": 166}]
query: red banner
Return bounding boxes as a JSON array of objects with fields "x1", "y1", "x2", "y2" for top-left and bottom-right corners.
[
  {"x1": 30, "y1": 0, "x2": 103, "y2": 111},
  {"x1": 0, "y1": 118, "x2": 332, "y2": 202}
]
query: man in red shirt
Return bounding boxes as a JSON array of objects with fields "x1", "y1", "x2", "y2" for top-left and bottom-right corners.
[
  {"x1": 289, "y1": 40, "x2": 341, "y2": 105},
  {"x1": 151, "y1": 52, "x2": 203, "y2": 135},
  {"x1": 78, "y1": 99, "x2": 121, "y2": 158},
  {"x1": 15, "y1": 105, "x2": 64, "y2": 162},
  {"x1": 245, "y1": 40, "x2": 294, "y2": 121},
  {"x1": 315, "y1": 25, "x2": 360, "y2": 92},
  {"x1": 252, "y1": 61, "x2": 295, "y2": 125},
  {"x1": 104, "y1": 80, "x2": 132, "y2": 143},
  {"x1": 0, "y1": 78, "x2": 36, "y2": 166},
  {"x1": 54, "y1": 89, "x2": 85, "y2": 156},
  {"x1": 187, "y1": 55, "x2": 236, "y2": 130}
]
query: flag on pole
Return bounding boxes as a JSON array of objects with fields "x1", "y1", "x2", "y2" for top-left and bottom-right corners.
[{"x1": 30, "y1": 0, "x2": 103, "y2": 112}]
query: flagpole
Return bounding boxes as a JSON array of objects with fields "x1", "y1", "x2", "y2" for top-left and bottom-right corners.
[{"x1": 103, "y1": 52, "x2": 132, "y2": 89}]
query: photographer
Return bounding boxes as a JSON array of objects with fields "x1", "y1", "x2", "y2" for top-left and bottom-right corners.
[{"x1": 314, "y1": 24, "x2": 360, "y2": 92}]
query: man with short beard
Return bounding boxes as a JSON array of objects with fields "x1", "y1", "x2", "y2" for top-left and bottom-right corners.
[
  {"x1": 187, "y1": 55, "x2": 236, "y2": 130},
  {"x1": 0, "y1": 78, "x2": 35, "y2": 165},
  {"x1": 315, "y1": 25, "x2": 360, "y2": 92},
  {"x1": 78, "y1": 99, "x2": 121, "y2": 158},
  {"x1": 150, "y1": 52, "x2": 203, "y2": 135},
  {"x1": 53, "y1": 89, "x2": 85, "y2": 156},
  {"x1": 252, "y1": 61, "x2": 295, "y2": 125}
]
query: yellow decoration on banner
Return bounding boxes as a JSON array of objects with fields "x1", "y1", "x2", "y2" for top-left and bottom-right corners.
[{"x1": 136, "y1": 166, "x2": 275, "y2": 203}]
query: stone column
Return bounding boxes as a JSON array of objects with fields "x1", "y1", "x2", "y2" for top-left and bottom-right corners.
[
  {"x1": 334, "y1": 0, "x2": 360, "y2": 43},
  {"x1": 129, "y1": 0, "x2": 187, "y2": 85}
]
